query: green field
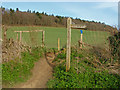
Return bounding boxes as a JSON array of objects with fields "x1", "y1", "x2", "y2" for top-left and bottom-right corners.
[{"x1": 5, "y1": 26, "x2": 110, "y2": 48}]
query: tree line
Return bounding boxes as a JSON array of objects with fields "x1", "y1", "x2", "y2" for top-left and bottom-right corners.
[{"x1": 1, "y1": 7, "x2": 117, "y2": 32}]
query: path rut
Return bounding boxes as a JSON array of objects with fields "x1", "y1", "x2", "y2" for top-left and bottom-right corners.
[{"x1": 14, "y1": 57, "x2": 53, "y2": 88}]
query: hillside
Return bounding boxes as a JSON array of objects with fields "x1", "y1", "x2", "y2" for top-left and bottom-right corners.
[
  {"x1": 1, "y1": 6, "x2": 120, "y2": 88},
  {"x1": 1, "y1": 7, "x2": 117, "y2": 32}
]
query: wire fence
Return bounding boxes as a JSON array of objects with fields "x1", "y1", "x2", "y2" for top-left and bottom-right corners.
[{"x1": 3, "y1": 25, "x2": 113, "y2": 50}]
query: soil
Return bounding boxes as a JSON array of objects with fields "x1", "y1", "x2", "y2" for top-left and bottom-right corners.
[{"x1": 14, "y1": 57, "x2": 53, "y2": 88}]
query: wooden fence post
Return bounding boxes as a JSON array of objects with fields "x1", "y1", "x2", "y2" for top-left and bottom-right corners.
[
  {"x1": 42, "y1": 31, "x2": 45, "y2": 47},
  {"x1": 16, "y1": 32, "x2": 18, "y2": 41},
  {"x1": 58, "y1": 38, "x2": 60, "y2": 51},
  {"x1": 3, "y1": 26, "x2": 7, "y2": 42},
  {"x1": 66, "y1": 17, "x2": 72, "y2": 72},
  {"x1": 19, "y1": 32, "x2": 22, "y2": 58},
  {"x1": 80, "y1": 33, "x2": 83, "y2": 48},
  {"x1": 20, "y1": 31, "x2": 22, "y2": 43}
]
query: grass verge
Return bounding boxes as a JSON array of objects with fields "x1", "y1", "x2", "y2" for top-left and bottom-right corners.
[{"x1": 2, "y1": 47, "x2": 43, "y2": 87}]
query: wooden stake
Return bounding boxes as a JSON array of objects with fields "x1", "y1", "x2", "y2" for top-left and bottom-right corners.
[
  {"x1": 66, "y1": 17, "x2": 72, "y2": 72},
  {"x1": 80, "y1": 34, "x2": 83, "y2": 48},
  {"x1": 19, "y1": 32, "x2": 21, "y2": 59},
  {"x1": 16, "y1": 32, "x2": 18, "y2": 41},
  {"x1": 20, "y1": 31, "x2": 22, "y2": 43},
  {"x1": 58, "y1": 38, "x2": 60, "y2": 51},
  {"x1": 3, "y1": 26, "x2": 7, "y2": 42},
  {"x1": 42, "y1": 31, "x2": 45, "y2": 47}
]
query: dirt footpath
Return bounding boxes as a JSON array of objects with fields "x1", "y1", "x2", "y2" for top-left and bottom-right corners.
[{"x1": 14, "y1": 57, "x2": 53, "y2": 88}]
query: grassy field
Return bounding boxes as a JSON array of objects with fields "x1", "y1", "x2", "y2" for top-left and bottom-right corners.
[{"x1": 5, "y1": 26, "x2": 110, "y2": 48}]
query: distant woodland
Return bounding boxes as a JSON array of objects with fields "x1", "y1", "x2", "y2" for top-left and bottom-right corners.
[{"x1": 1, "y1": 7, "x2": 118, "y2": 32}]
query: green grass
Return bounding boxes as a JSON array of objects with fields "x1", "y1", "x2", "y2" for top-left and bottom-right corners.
[
  {"x1": 2, "y1": 47, "x2": 43, "y2": 87},
  {"x1": 5, "y1": 26, "x2": 110, "y2": 48}
]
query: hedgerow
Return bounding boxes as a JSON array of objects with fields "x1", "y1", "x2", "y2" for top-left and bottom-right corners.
[
  {"x1": 47, "y1": 47, "x2": 120, "y2": 88},
  {"x1": 108, "y1": 32, "x2": 120, "y2": 63},
  {"x1": 47, "y1": 65, "x2": 120, "y2": 88}
]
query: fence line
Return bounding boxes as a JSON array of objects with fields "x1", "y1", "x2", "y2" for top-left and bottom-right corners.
[{"x1": 14, "y1": 30, "x2": 45, "y2": 47}]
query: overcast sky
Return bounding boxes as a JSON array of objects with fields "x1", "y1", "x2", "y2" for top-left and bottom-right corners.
[{"x1": 1, "y1": 1, "x2": 118, "y2": 27}]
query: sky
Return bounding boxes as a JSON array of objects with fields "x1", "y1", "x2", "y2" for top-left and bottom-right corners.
[{"x1": 1, "y1": 1, "x2": 118, "y2": 27}]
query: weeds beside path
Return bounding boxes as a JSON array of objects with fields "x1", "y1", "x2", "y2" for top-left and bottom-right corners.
[{"x1": 14, "y1": 57, "x2": 53, "y2": 88}]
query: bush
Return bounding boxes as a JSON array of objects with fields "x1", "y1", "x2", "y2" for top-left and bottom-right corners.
[
  {"x1": 57, "y1": 53, "x2": 66, "y2": 59},
  {"x1": 108, "y1": 32, "x2": 120, "y2": 63}
]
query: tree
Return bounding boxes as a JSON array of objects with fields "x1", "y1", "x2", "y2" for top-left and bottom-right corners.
[
  {"x1": 27, "y1": 9, "x2": 31, "y2": 13},
  {"x1": 10, "y1": 8, "x2": 14, "y2": 13},
  {"x1": 102, "y1": 22, "x2": 105, "y2": 25},
  {"x1": 33, "y1": 10, "x2": 35, "y2": 13},
  {"x1": 39, "y1": 15, "x2": 42, "y2": 19},
  {"x1": 27, "y1": 9, "x2": 30, "y2": 12},
  {"x1": 45, "y1": 12, "x2": 48, "y2": 16},
  {"x1": 35, "y1": 12, "x2": 42, "y2": 19},
  {"x1": 2, "y1": 7, "x2": 116, "y2": 31},
  {"x1": 29, "y1": 10, "x2": 31, "y2": 13},
  {"x1": 82, "y1": 20, "x2": 85, "y2": 22},
  {"x1": 1, "y1": 6, "x2": 5, "y2": 12},
  {"x1": 16, "y1": 8, "x2": 19, "y2": 11},
  {"x1": 75, "y1": 17, "x2": 78, "y2": 20},
  {"x1": 52, "y1": 14, "x2": 54, "y2": 16},
  {"x1": 36, "y1": 12, "x2": 39, "y2": 16},
  {"x1": 42, "y1": 12, "x2": 44, "y2": 14},
  {"x1": 55, "y1": 19, "x2": 58, "y2": 23}
]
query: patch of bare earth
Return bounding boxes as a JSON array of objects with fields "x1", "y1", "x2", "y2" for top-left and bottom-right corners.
[{"x1": 14, "y1": 57, "x2": 53, "y2": 88}]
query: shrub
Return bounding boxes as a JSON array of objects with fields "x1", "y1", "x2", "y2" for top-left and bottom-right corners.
[
  {"x1": 57, "y1": 53, "x2": 66, "y2": 59},
  {"x1": 108, "y1": 32, "x2": 120, "y2": 63}
]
